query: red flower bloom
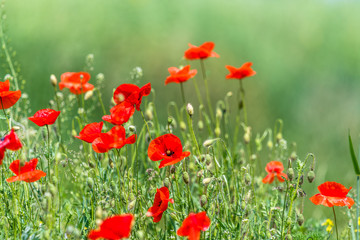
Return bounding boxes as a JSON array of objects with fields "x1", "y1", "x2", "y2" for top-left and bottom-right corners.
[
  {"x1": 6, "y1": 158, "x2": 46, "y2": 183},
  {"x1": 148, "y1": 133, "x2": 190, "y2": 168},
  {"x1": 262, "y1": 161, "x2": 287, "y2": 184},
  {"x1": 177, "y1": 212, "x2": 211, "y2": 240},
  {"x1": 165, "y1": 65, "x2": 197, "y2": 85},
  {"x1": 92, "y1": 125, "x2": 136, "y2": 153},
  {"x1": 88, "y1": 214, "x2": 134, "y2": 240},
  {"x1": 310, "y1": 181, "x2": 354, "y2": 209},
  {"x1": 59, "y1": 72, "x2": 94, "y2": 95},
  {"x1": 28, "y1": 109, "x2": 61, "y2": 127},
  {"x1": 146, "y1": 186, "x2": 174, "y2": 222},
  {"x1": 0, "y1": 129, "x2": 22, "y2": 165},
  {"x1": 113, "y1": 83, "x2": 151, "y2": 111},
  {"x1": 0, "y1": 80, "x2": 21, "y2": 109},
  {"x1": 102, "y1": 101, "x2": 135, "y2": 125},
  {"x1": 184, "y1": 42, "x2": 219, "y2": 60},
  {"x1": 225, "y1": 63, "x2": 256, "y2": 80},
  {"x1": 75, "y1": 122, "x2": 103, "y2": 143}
]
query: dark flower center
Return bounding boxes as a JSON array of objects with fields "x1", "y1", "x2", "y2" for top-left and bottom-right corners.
[{"x1": 166, "y1": 149, "x2": 173, "y2": 156}]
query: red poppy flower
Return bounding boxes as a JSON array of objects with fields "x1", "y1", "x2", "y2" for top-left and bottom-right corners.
[
  {"x1": 92, "y1": 125, "x2": 136, "y2": 153},
  {"x1": 28, "y1": 109, "x2": 61, "y2": 127},
  {"x1": 184, "y1": 42, "x2": 219, "y2": 60},
  {"x1": 148, "y1": 133, "x2": 190, "y2": 168},
  {"x1": 88, "y1": 214, "x2": 135, "y2": 240},
  {"x1": 102, "y1": 101, "x2": 135, "y2": 125},
  {"x1": 310, "y1": 181, "x2": 354, "y2": 209},
  {"x1": 0, "y1": 80, "x2": 21, "y2": 109},
  {"x1": 165, "y1": 65, "x2": 197, "y2": 85},
  {"x1": 59, "y1": 72, "x2": 94, "y2": 95},
  {"x1": 113, "y1": 83, "x2": 151, "y2": 111},
  {"x1": 75, "y1": 122, "x2": 103, "y2": 143},
  {"x1": 262, "y1": 161, "x2": 287, "y2": 184},
  {"x1": 6, "y1": 158, "x2": 46, "y2": 183},
  {"x1": 146, "y1": 186, "x2": 174, "y2": 222},
  {"x1": 225, "y1": 63, "x2": 256, "y2": 80},
  {"x1": 177, "y1": 212, "x2": 211, "y2": 240},
  {"x1": 0, "y1": 129, "x2": 22, "y2": 165}
]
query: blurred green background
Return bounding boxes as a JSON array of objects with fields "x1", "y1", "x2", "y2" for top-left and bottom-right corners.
[{"x1": 2, "y1": 0, "x2": 360, "y2": 222}]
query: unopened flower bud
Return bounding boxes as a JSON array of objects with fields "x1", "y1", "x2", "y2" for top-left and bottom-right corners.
[
  {"x1": 290, "y1": 151, "x2": 297, "y2": 161},
  {"x1": 72, "y1": 129, "x2": 77, "y2": 137},
  {"x1": 276, "y1": 133, "x2": 283, "y2": 142},
  {"x1": 12, "y1": 126, "x2": 20, "y2": 131},
  {"x1": 50, "y1": 74, "x2": 57, "y2": 86},
  {"x1": 267, "y1": 140, "x2": 273, "y2": 149},
  {"x1": 170, "y1": 165, "x2": 176, "y2": 174},
  {"x1": 198, "y1": 120, "x2": 204, "y2": 130},
  {"x1": 180, "y1": 121, "x2": 186, "y2": 131},
  {"x1": 95, "y1": 207, "x2": 103, "y2": 219},
  {"x1": 203, "y1": 139, "x2": 217, "y2": 148},
  {"x1": 244, "y1": 173, "x2": 251, "y2": 185},
  {"x1": 128, "y1": 199, "x2": 136, "y2": 210},
  {"x1": 244, "y1": 133, "x2": 250, "y2": 144},
  {"x1": 87, "y1": 177, "x2": 94, "y2": 189},
  {"x1": 96, "y1": 73, "x2": 105, "y2": 83},
  {"x1": 84, "y1": 90, "x2": 93, "y2": 100},
  {"x1": 287, "y1": 168, "x2": 294, "y2": 181},
  {"x1": 214, "y1": 127, "x2": 221, "y2": 137},
  {"x1": 203, "y1": 178, "x2": 212, "y2": 186},
  {"x1": 167, "y1": 117, "x2": 173, "y2": 125},
  {"x1": 128, "y1": 125, "x2": 136, "y2": 132},
  {"x1": 77, "y1": 108, "x2": 84, "y2": 115},
  {"x1": 307, "y1": 171, "x2": 315, "y2": 183},
  {"x1": 299, "y1": 175, "x2": 304, "y2": 185},
  {"x1": 145, "y1": 109, "x2": 153, "y2": 120},
  {"x1": 216, "y1": 108, "x2": 222, "y2": 120},
  {"x1": 197, "y1": 170, "x2": 204, "y2": 178},
  {"x1": 200, "y1": 195, "x2": 207, "y2": 207},
  {"x1": 183, "y1": 172, "x2": 190, "y2": 184},
  {"x1": 226, "y1": 91, "x2": 233, "y2": 97},
  {"x1": 186, "y1": 103, "x2": 194, "y2": 117},
  {"x1": 285, "y1": 234, "x2": 292, "y2": 240},
  {"x1": 297, "y1": 213, "x2": 304, "y2": 226}
]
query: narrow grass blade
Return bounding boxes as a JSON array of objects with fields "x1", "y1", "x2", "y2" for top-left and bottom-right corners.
[{"x1": 348, "y1": 131, "x2": 360, "y2": 175}]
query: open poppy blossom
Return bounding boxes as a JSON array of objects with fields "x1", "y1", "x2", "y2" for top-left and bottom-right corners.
[
  {"x1": 0, "y1": 80, "x2": 21, "y2": 109},
  {"x1": 262, "y1": 161, "x2": 287, "y2": 184},
  {"x1": 88, "y1": 214, "x2": 135, "y2": 240},
  {"x1": 59, "y1": 72, "x2": 94, "y2": 95},
  {"x1": 28, "y1": 109, "x2": 61, "y2": 127},
  {"x1": 177, "y1": 212, "x2": 211, "y2": 240},
  {"x1": 310, "y1": 181, "x2": 354, "y2": 209},
  {"x1": 148, "y1": 133, "x2": 190, "y2": 168},
  {"x1": 102, "y1": 101, "x2": 135, "y2": 125},
  {"x1": 92, "y1": 125, "x2": 136, "y2": 153},
  {"x1": 184, "y1": 42, "x2": 219, "y2": 60},
  {"x1": 0, "y1": 129, "x2": 22, "y2": 165},
  {"x1": 6, "y1": 158, "x2": 46, "y2": 183},
  {"x1": 165, "y1": 65, "x2": 197, "y2": 85},
  {"x1": 146, "y1": 186, "x2": 174, "y2": 222},
  {"x1": 113, "y1": 83, "x2": 151, "y2": 111},
  {"x1": 225, "y1": 63, "x2": 256, "y2": 80},
  {"x1": 75, "y1": 122, "x2": 103, "y2": 143}
]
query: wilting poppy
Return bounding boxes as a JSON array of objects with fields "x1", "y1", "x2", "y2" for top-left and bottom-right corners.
[
  {"x1": 0, "y1": 129, "x2": 22, "y2": 165},
  {"x1": 165, "y1": 65, "x2": 197, "y2": 85},
  {"x1": 146, "y1": 186, "x2": 174, "y2": 222},
  {"x1": 262, "y1": 161, "x2": 287, "y2": 184},
  {"x1": 6, "y1": 158, "x2": 46, "y2": 183},
  {"x1": 310, "y1": 181, "x2": 354, "y2": 209},
  {"x1": 184, "y1": 42, "x2": 219, "y2": 60},
  {"x1": 225, "y1": 63, "x2": 256, "y2": 80},
  {"x1": 59, "y1": 72, "x2": 94, "y2": 95},
  {"x1": 113, "y1": 83, "x2": 151, "y2": 111},
  {"x1": 177, "y1": 212, "x2": 211, "y2": 240},
  {"x1": 0, "y1": 80, "x2": 21, "y2": 109},
  {"x1": 28, "y1": 109, "x2": 61, "y2": 127},
  {"x1": 92, "y1": 125, "x2": 136, "y2": 153},
  {"x1": 75, "y1": 122, "x2": 103, "y2": 143},
  {"x1": 148, "y1": 133, "x2": 190, "y2": 168},
  {"x1": 88, "y1": 214, "x2": 135, "y2": 240},
  {"x1": 102, "y1": 101, "x2": 135, "y2": 125}
]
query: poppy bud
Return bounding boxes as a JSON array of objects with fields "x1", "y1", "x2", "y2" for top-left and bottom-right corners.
[
  {"x1": 286, "y1": 217, "x2": 292, "y2": 226},
  {"x1": 267, "y1": 140, "x2": 273, "y2": 149},
  {"x1": 203, "y1": 139, "x2": 217, "y2": 148},
  {"x1": 214, "y1": 127, "x2": 221, "y2": 137},
  {"x1": 87, "y1": 177, "x2": 94, "y2": 189},
  {"x1": 128, "y1": 125, "x2": 136, "y2": 132},
  {"x1": 136, "y1": 231, "x2": 145, "y2": 240},
  {"x1": 180, "y1": 121, "x2": 186, "y2": 131},
  {"x1": 50, "y1": 74, "x2": 57, "y2": 86},
  {"x1": 206, "y1": 156, "x2": 212, "y2": 166},
  {"x1": 244, "y1": 133, "x2": 250, "y2": 144},
  {"x1": 12, "y1": 126, "x2": 20, "y2": 131},
  {"x1": 290, "y1": 151, "x2": 297, "y2": 161},
  {"x1": 276, "y1": 133, "x2": 283, "y2": 142},
  {"x1": 197, "y1": 170, "x2": 204, "y2": 178},
  {"x1": 128, "y1": 199, "x2": 136, "y2": 211},
  {"x1": 287, "y1": 168, "x2": 294, "y2": 181},
  {"x1": 297, "y1": 213, "x2": 304, "y2": 226},
  {"x1": 186, "y1": 103, "x2": 194, "y2": 117},
  {"x1": 145, "y1": 109, "x2": 153, "y2": 120},
  {"x1": 4, "y1": 74, "x2": 12, "y2": 81},
  {"x1": 241, "y1": 201, "x2": 246, "y2": 210},
  {"x1": 216, "y1": 108, "x2": 222, "y2": 120},
  {"x1": 164, "y1": 178, "x2": 170, "y2": 188},
  {"x1": 299, "y1": 175, "x2": 304, "y2": 186},
  {"x1": 250, "y1": 154, "x2": 257, "y2": 162},
  {"x1": 198, "y1": 120, "x2": 204, "y2": 130},
  {"x1": 200, "y1": 195, "x2": 207, "y2": 207},
  {"x1": 226, "y1": 91, "x2": 233, "y2": 97},
  {"x1": 285, "y1": 234, "x2": 292, "y2": 240},
  {"x1": 84, "y1": 90, "x2": 93, "y2": 100},
  {"x1": 203, "y1": 177, "x2": 212, "y2": 186},
  {"x1": 167, "y1": 116, "x2": 173, "y2": 125},
  {"x1": 307, "y1": 171, "x2": 315, "y2": 183},
  {"x1": 244, "y1": 173, "x2": 251, "y2": 185},
  {"x1": 96, "y1": 73, "x2": 105, "y2": 84},
  {"x1": 170, "y1": 212, "x2": 179, "y2": 222},
  {"x1": 183, "y1": 172, "x2": 190, "y2": 184},
  {"x1": 95, "y1": 207, "x2": 103, "y2": 219}
]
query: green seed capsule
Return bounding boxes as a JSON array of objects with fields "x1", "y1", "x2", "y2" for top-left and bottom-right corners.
[
  {"x1": 183, "y1": 172, "x2": 190, "y2": 184},
  {"x1": 307, "y1": 171, "x2": 315, "y2": 183}
]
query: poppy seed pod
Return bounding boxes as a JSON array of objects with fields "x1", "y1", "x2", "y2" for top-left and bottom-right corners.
[
  {"x1": 287, "y1": 168, "x2": 294, "y2": 181},
  {"x1": 307, "y1": 171, "x2": 315, "y2": 183},
  {"x1": 186, "y1": 103, "x2": 194, "y2": 117},
  {"x1": 183, "y1": 172, "x2": 190, "y2": 184},
  {"x1": 50, "y1": 74, "x2": 57, "y2": 86}
]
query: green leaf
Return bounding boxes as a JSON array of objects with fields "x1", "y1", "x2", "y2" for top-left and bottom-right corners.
[{"x1": 348, "y1": 131, "x2": 360, "y2": 175}]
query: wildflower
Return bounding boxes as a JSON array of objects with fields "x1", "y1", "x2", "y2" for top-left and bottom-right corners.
[
  {"x1": 225, "y1": 63, "x2": 256, "y2": 80},
  {"x1": 0, "y1": 80, "x2": 21, "y2": 109},
  {"x1": 165, "y1": 65, "x2": 197, "y2": 85},
  {"x1": 0, "y1": 129, "x2": 22, "y2": 165},
  {"x1": 59, "y1": 72, "x2": 94, "y2": 95},
  {"x1": 321, "y1": 219, "x2": 334, "y2": 233},
  {"x1": 177, "y1": 212, "x2": 211, "y2": 240},
  {"x1": 102, "y1": 101, "x2": 135, "y2": 125},
  {"x1": 113, "y1": 83, "x2": 151, "y2": 111},
  {"x1": 6, "y1": 158, "x2": 46, "y2": 182},
  {"x1": 88, "y1": 214, "x2": 135, "y2": 240},
  {"x1": 262, "y1": 161, "x2": 287, "y2": 184},
  {"x1": 148, "y1": 133, "x2": 190, "y2": 168},
  {"x1": 310, "y1": 181, "x2": 354, "y2": 209},
  {"x1": 75, "y1": 122, "x2": 103, "y2": 143},
  {"x1": 28, "y1": 109, "x2": 61, "y2": 127},
  {"x1": 184, "y1": 42, "x2": 219, "y2": 60},
  {"x1": 146, "y1": 186, "x2": 174, "y2": 222},
  {"x1": 92, "y1": 125, "x2": 136, "y2": 153}
]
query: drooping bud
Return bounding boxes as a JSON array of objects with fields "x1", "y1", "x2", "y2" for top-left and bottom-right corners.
[
  {"x1": 84, "y1": 90, "x2": 93, "y2": 100},
  {"x1": 182, "y1": 172, "x2": 190, "y2": 184},
  {"x1": 267, "y1": 140, "x2": 273, "y2": 149},
  {"x1": 299, "y1": 175, "x2": 304, "y2": 185},
  {"x1": 186, "y1": 103, "x2": 194, "y2": 117},
  {"x1": 307, "y1": 171, "x2": 315, "y2": 183},
  {"x1": 214, "y1": 127, "x2": 221, "y2": 137},
  {"x1": 50, "y1": 74, "x2": 57, "y2": 86},
  {"x1": 203, "y1": 139, "x2": 217, "y2": 148},
  {"x1": 276, "y1": 133, "x2": 283, "y2": 142},
  {"x1": 167, "y1": 117, "x2": 173, "y2": 125},
  {"x1": 12, "y1": 126, "x2": 20, "y2": 131},
  {"x1": 287, "y1": 168, "x2": 294, "y2": 181},
  {"x1": 145, "y1": 109, "x2": 153, "y2": 120},
  {"x1": 180, "y1": 121, "x2": 186, "y2": 131},
  {"x1": 198, "y1": 120, "x2": 204, "y2": 130},
  {"x1": 202, "y1": 178, "x2": 212, "y2": 186},
  {"x1": 297, "y1": 213, "x2": 304, "y2": 226}
]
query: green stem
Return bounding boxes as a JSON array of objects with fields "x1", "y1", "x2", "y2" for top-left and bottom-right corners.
[
  {"x1": 1, "y1": 97, "x2": 10, "y2": 130},
  {"x1": 200, "y1": 59, "x2": 214, "y2": 122},
  {"x1": 140, "y1": 109, "x2": 152, "y2": 141},
  {"x1": 46, "y1": 124, "x2": 51, "y2": 183},
  {"x1": 332, "y1": 206, "x2": 339, "y2": 240},
  {"x1": 180, "y1": 82, "x2": 186, "y2": 105},
  {"x1": 239, "y1": 81, "x2": 248, "y2": 126}
]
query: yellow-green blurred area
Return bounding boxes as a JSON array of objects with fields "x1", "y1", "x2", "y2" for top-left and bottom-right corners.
[{"x1": 2, "y1": 0, "x2": 360, "y2": 222}]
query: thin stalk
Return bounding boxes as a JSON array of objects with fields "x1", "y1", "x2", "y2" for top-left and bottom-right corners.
[
  {"x1": 180, "y1": 82, "x2": 186, "y2": 105},
  {"x1": 140, "y1": 109, "x2": 152, "y2": 141},
  {"x1": 46, "y1": 124, "x2": 51, "y2": 182},
  {"x1": 200, "y1": 59, "x2": 215, "y2": 122},
  {"x1": 332, "y1": 206, "x2": 339, "y2": 240},
  {"x1": 239, "y1": 81, "x2": 248, "y2": 126},
  {"x1": 1, "y1": 97, "x2": 10, "y2": 130}
]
